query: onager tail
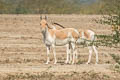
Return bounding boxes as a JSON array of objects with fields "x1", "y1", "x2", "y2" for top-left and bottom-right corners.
[{"x1": 53, "y1": 22, "x2": 65, "y2": 28}]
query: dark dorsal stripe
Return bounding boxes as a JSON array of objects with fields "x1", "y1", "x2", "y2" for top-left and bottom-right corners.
[{"x1": 53, "y1": 22, "x2": 65, "y2": 28}]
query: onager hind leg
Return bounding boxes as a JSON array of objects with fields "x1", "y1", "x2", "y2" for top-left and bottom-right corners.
[
  {"x1": 86, "y1": 46, "x2": 93, "y2": 64},
  {"x1": 93, "y1": 45, "x2": 98, "y2": 64},
  {"x1": 46, "y1": 45, "x2": 50, "y2": 64},
  {"x1": 71, "y1": 43, "x2": 77, "y2": 64},
  {"x1": 68, "y1": 43, "x2": 73, "y2": 64},
  {"x1": 65, "y1": 44, "x2": 71, "y2": 64},
  {"x1": 75, "y1": 49, "x2": 78, "y2": 63},
  {"x1": 72, "y1": 48, "x2": 78, "y2": 64}
]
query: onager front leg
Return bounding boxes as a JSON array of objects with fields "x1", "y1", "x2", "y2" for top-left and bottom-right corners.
[
  {"x1": 45, "y1": 46, "x2": 50, "y2": 64},
  {"x1": 52, "y1": 45, "x2": 57, "y2": 64},
  {"x1": 93, "y1": 45, "x2": 98, "y2": 64},
  {"x1": 86, "y1": 46, "x2": 93, "y2": 64}
]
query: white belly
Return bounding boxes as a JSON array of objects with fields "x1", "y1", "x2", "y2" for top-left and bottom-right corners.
[{"x1": 55, "y1": 38, "x2": 69, "y2": 46}]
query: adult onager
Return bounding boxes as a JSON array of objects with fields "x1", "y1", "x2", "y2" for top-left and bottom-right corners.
[
  {"x1": 51, "y1": 23, "x2": 99, "y2": 64},
  {"x1": 40, "y1": 16, "x2": 79, "y2": 64}
]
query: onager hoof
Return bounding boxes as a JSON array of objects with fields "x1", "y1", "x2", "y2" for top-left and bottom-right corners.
[
  {"x1": 65, "y1": 60, "x2": 69, "y2": 64},
  {"x1": 72, "y1": 62, "x2": 74, "y2": 64},
  {"x1": 45, "y1": 61, "x2": 49, "y2": 64},
  {"x1": 54, "y1": 61, "x2": 57, "y2": 64},
  {"x1": 86, "y1": 62, "x2": 89, "y2": 64},
  {"x1": 95, "y1": 62, "x2": 98, "y2": 65},
  {"x1": 69, "y1": 60, "x2": 72, "y2": 64},
  {"x1": 54, "y1": 62, "x2": 57, "y2": 64}
]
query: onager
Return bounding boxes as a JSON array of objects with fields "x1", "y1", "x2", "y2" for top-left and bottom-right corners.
[
  {"x1": 40, "y1": 16, "x2": 79, "y2": 64},
  {"x1": 74, "y1": 29, "x2": 98, "y2": 64},
  {"x1": 51, "y1": 23, "x2": 99, "y2": 64}
]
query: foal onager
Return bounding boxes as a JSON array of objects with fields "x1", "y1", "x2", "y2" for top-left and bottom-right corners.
[
  {"x1": 75, "y1": 29, "x2": 98, "y2": 64},
  {"x1": 40, "y1": 16, "x2": 79, "y2": 64}
]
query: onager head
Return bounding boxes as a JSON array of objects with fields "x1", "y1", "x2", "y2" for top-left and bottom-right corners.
[{"x1": 40, "y1": 16, "x2": 48, "y2": 32}]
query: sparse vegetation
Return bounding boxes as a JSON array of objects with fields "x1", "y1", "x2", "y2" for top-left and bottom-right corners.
[
  {"x1": 95, "y1": 0, "x2": 120, "y2": 48},
  {"x1": 0, "y1": 0, "x2": 119, "y2": 14},
  {"x1": 110, "y1": 54, "x2": 120, "y2": 73},
  {"x1": 0, "y1": 71, "x2": 115, "y2": 80},
  {"x1": 110, "y1": 54, "x2": 120, "y2": 65}
]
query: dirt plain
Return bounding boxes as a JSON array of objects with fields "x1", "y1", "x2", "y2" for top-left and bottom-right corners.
[{"x1": 0, "y1": 14, "x2": 120, "y2": 80}]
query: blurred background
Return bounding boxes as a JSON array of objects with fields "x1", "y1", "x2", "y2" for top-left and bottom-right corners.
[{"x1": 0, "y1": 0, "x2": 119, "y2": 14}]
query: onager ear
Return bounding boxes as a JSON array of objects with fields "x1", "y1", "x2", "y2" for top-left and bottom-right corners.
[
  {"x1": 50, "y1": 19, "x2": 54, "y2": 24},
  {"x1": 45, "y1": 16, "x2": 47, "y2": 20},
  {"x1": 40, "y1": 16, "x2": 42, "y2": 20}
]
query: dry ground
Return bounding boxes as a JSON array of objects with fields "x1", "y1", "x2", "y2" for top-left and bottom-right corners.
[{"x1": 0, "y1": 14, "x2": 120, "y2": 80}]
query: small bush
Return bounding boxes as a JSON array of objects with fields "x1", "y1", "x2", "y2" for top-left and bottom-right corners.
[{"x1": 110, "y1": 54, "x2": 120, "y2": 65}]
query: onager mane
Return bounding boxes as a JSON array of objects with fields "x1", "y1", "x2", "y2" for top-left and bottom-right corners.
[{"x1": 46, "y1": 23, "x2": 53, "y2": 29}]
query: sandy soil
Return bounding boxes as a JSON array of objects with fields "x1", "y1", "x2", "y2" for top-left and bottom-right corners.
[{"x1": 0, "y1": 14, "x2": 119, "y2": 80}]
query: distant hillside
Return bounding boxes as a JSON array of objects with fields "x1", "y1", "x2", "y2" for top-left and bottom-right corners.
[
  {"x1": 0, "y1": 0, "x2": 118, "y2": 14},
  {"x1": 1, "y1": 0, "x2": 98, "y2": 4},
  {"x1": 73, "y1": 0, "x2": 98, "y2": 4}
]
